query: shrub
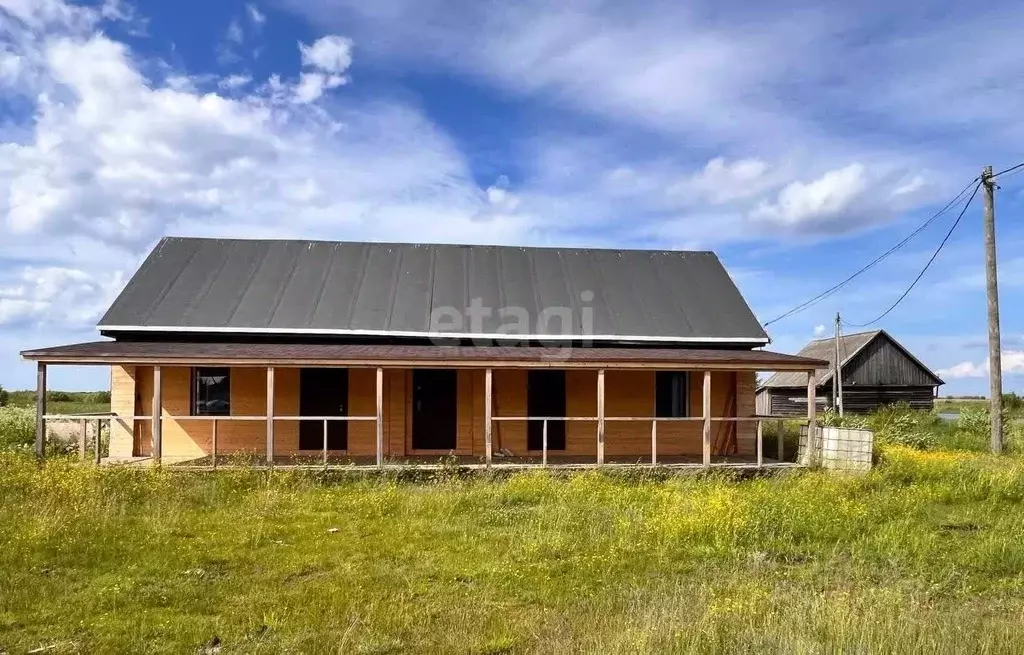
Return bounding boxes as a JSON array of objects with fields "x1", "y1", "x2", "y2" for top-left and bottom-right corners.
[
  {"x1": 89, "y1": 390, "x2": 111, "y2": 404},
  {"x1": 1003, "y1": 392, "x2": 1024, "y2": 413},
  {"x1": 866, "y1": 403, "x2": 937, "y2": 450},
  {"x1": 0, "y1": 406, "x2": 35, "y2": 452},
  {"x1": 0, "y1": 384, "x2": 8, "y2": 407},
  {"x1": 47, "y1": 391, "x2": 72, "y2": 402},
  {"x1": 818, "y1": 407, "x2": 868, "y2": 429},
  {"x1": 957, "y1": 407, "x2": 990, "y2": 439}
]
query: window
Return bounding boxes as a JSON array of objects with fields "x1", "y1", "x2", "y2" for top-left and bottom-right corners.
[
  {"x1": 192, "y1": 367, "x2": 230, "y2": 416},
  {"x1": 655, "y1": 371, "x2": 689, "y2": 418}
]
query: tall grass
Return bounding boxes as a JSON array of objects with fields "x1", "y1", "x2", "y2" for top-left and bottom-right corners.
[{"x1": 3, "y1": 448, "x2": 1024, "y2": 652}]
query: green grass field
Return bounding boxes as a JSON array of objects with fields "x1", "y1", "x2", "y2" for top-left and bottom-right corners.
[
  {"x1": 3, "y1": 399, "x2": 1024, "y2": 652},
  {"x1": 3, "y1": 447, "x2": 1024, "y2": 653},
  {"x1": 5, "y1": 389, "x2": 110, "y2": 416}
]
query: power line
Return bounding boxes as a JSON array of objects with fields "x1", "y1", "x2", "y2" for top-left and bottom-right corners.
[
  {"x1": 992, "y1": 161, "x2": 1024, "y2": 179},
  {"x1": 762, "y1": 177, "x2": 980, "y2": 327},
  {"x1": 842, "y1": 181, "x2": 981, "y2": 328}
]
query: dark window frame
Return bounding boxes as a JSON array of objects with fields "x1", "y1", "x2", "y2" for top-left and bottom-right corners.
[
  {"x1": 655, "y1": 371, "x2": 690, "y2": 418},
  {"x1": 191, "y1": 367, "x2": 231, "y2": 416}
]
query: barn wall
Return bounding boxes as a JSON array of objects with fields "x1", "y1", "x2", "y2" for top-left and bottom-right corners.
[
  {"x1": 840, "y1": 386, "x2": 935, "y2": 413},
  {"x1": 765, "y1": 388, "x2": 829, "y2": 418},
  {"x1": 115, "y1": 365, "x2": 758, "y2": 459},
  {"x1": 844, "y1": 336, "x2": 940, "y2": 386},
  {"x1": 764, "y1": 385, "x2": 935, "y2": 416}
]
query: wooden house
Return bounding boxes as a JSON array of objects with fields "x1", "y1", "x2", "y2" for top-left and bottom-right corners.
[
  {"x1": 756, "y1": 330, "x2": 943, "y2": 416},
  {"x1": 22, "y1": 237, "x2": 826, "y2": 469}
]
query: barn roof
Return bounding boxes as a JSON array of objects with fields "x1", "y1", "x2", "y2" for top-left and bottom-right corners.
[
  {"x1": 98, "y1": 237, "x2": 769, "y2": 345},
  {"x1": 758, "y1": 330, "x2": 943, "y2": 388}
]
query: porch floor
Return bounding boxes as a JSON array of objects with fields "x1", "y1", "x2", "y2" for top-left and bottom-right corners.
[{"x1": 110, "y1": 453, "x2": 799, "y2": 470}]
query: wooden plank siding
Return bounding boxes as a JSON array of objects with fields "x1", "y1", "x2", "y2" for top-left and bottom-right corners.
[
  {"x1": 842, "y1": 337, "x2": 941, "y2": 386},
  {"x1": 760, "y1": 385, "x2": 935, "y2": 416},
  {"x1": 114, "y1": 366, "x2": 757, "y2": 459}
]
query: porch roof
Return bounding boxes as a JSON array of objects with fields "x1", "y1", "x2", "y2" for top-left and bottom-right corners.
[{"x1": 21, "y1": 340, "x2": 826, "y2": 371}]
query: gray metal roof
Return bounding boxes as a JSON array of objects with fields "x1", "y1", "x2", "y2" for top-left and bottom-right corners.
[
  {"x1": 99, "y1": 237, "x2": 769, "y2": 344},
  {"x1": 758, "y1": 330, "x2": 942, "y2": 388}
]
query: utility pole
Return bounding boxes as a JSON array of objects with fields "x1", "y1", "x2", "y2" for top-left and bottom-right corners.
[
  {"x1": 834, "y1": 312, "x2": 844, "y2": 417},
  {"x1": 982, "y1": 165, "x2": 1003, "y2": 454}
]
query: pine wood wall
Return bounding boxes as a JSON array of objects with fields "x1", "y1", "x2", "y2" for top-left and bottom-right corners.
[{"x1": 112, "y1": 365, "x2": 756, "y2": 460}]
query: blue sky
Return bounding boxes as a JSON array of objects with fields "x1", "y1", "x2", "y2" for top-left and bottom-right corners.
[{"x1": 1, "y1": 0, "x2": 1023, "y2": 394}]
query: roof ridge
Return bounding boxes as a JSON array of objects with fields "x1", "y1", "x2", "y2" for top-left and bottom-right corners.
[
  {"x1": 160, "y1": 235, "x2": 716, "y2": 256},
  {"x1": 807, "y1": 329, "x2": 881, "y2": 343}
]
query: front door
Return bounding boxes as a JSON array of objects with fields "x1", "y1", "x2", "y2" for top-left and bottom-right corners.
[
  {"x1": 528, "y1": 370, "x2": 566, "y2": 450},
  {"x1": 299, "y1": 368, "x2": 348, "y2": 450},
  {"x1": 412, "y1": 369, "x2": 458, "y2": 450}
]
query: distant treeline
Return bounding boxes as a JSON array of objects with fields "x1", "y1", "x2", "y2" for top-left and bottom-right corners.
[{"x1": 1, "y1": 390, "x2": 111, "y2": 407}]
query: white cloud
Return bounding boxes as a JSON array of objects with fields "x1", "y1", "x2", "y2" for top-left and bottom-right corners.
[
  {"x1": 246, "y1": 4, "x2": 266, "y2": 26},
  {"x1": 0, "y1": 0, "x2": 534, "y2": 331},
  {"x1": 938, "y1": 351, "x2": 1024, "y2": 379},
  {"x1": 813, "y1": 324, "x2": 826, "y2": 337},
  {"x1": 753, "y1": 164, "x2": 869, "y2": 227},
  {"x1": 299, "y1": 35, "x2": 353, "y2": 74},
  {"x1": 667, "y1": 157, "x2": 774, "y2": 205},
  {"x1": 291, "y1": 35, "x2": 354, "y2": 103},
  {"x1": 292, "y1": 71, "x2": 345, "y2": 103},
  {"x1": 218, "y1": 73, "x2": 252, "y2": 90},
  {"x1": 0, "y1": 266, "x2": 124, "y2": 327},
  {"x1": 225, "y1": 18, "x2": 244, "y2": 44}
]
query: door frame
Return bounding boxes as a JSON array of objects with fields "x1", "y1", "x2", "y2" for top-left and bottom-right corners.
[
  {"x1": 297, "y1": 367, "x2": 350, "y2": 453},
  {"x1": 404, "y1": 369, "x2": 469, "y2": 455}
]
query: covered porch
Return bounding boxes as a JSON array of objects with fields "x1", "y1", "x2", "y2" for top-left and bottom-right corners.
[{"x1": 22, "y1": 341, "x2": 827, "y2": 471}]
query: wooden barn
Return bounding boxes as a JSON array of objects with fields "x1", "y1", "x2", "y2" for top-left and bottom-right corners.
[{"x1": 756, "y1": 330, "x2": 943, "y2": 416}]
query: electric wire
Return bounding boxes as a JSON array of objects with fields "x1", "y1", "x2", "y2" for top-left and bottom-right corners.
[
  {"x1": 762, "y1": 177, "x2": 980, "y2": 327},
  {"x1": 842, "y1": 181, "x2": 981, "y2": 328}
]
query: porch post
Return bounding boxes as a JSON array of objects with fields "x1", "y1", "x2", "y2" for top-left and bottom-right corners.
[
  {"x1": 596, "y1": 369, "x2": 606, "y2": 465},
  {"x1": 94, "y1": 419, "x2": 102, "y2": 465},
  {"x1": 777, "y1": 419, "x2": 785, "y2": 462},
  {"x1": 376, "y1": 367, "x2": 384, "y2": 468},
  {"x1": 35, "y1": 362, "x2": 46, "y2": 459},
  {"x1": 651, "y1": 419, "x2": 657, "y2": 465},
  {"x1": 266, "y1": 366, "x2": 275, "y2": 465},
  {"x1": 484, "y1": 368, "x2": 493, "y2": 467},
  {"x1": 702, "y1": 370, "x2": 711, "y2": 468},
  {"x1": 805, "y1": 370, "x2": 817, "y2": 466},
  {"x1": 756, "y1": 419, "x2": 763, "y2": 468},
  {"x1": 542, "y1": 419, "x2": 548, "y2": 467},
  {"x1": 152, "y1": 365, "x2": 162, "y2": 463},
  {"x1": 79, "y1": 419, "x2": 87, "y2": 460}
]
